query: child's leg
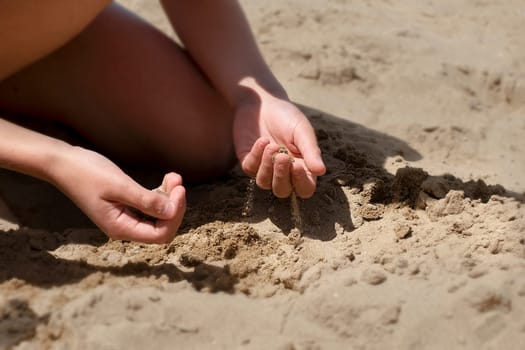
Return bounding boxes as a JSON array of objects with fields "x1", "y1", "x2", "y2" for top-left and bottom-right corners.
[
  {"x1": 0, "y1": 0, "x2": 111, "y2": 80},
  {"x1": 0, "y1": 3, "x2": 235, "y2": 180}
]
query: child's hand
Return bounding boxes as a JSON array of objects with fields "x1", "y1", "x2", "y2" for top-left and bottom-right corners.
[
  {"x1": 51, "y1": 147, "x2": 186, "y2": 244},
  {"x1": 233, "y1": 89, "x2": 326, "y2": 199}
]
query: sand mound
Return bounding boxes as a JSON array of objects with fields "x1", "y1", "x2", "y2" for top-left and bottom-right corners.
[{"x1": 1, "y1": 106, "x2": 524, "y2": 349}]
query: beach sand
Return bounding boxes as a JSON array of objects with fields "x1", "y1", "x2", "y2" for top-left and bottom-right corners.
[{"x1": 1, "y1": 1, "x2": 524, "y2": 349}]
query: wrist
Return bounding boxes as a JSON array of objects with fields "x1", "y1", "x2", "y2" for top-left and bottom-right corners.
[
  {"x1": 34, "y1": 139, "x2": 75, "y2": 186},
  {"x1": 236, "y1": 76, "x2": 289, "y2": 108}
]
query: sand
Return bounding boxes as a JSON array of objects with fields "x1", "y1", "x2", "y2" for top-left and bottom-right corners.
[{"x1": 1, "y1": 0, "x2": 524, "y2": 349}]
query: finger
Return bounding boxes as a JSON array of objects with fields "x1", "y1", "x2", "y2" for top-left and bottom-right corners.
[
  {"x1": 111, "y1": 186, "x2": 186, "y2": 244},
  {"x1": 241, "y1": 137, "x2": 270, "y2": 177},
  {"x1": 110, "y1": 180, "x2": 177, "y2": 220},
  {"x1": 293, "y1": 120, "x2": 326, "y2": 176},
  {"x1": 158, "y1": 172, "x2": 183, "y2": 193},
  {"x1": 256, "y1": 143, "x2": 280, "y2": 190},
  {"x1": 152, "y1": 186, "x2": 186, "y2": 244},
  {"x1": 272, "y1": 153, "x2": 293, "y2": 198},
  {"x1": 291, "y1": 160, "x2": 317, "y2": 199}
]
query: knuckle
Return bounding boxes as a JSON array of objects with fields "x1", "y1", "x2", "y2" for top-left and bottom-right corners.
[
  {"x1": 274, "y1": 165, "x2": 287, "y2": 176},
  {"x1": 255, "y1": 138, "x2": 267, "y2": 151},
  {"x1": 139, "y1": 192, "x2": 152, "y2": 210},
  {"x1": 273, "y1": 171, "x2": 289, "y2": 185},
  {"x1": 264, "y1": 145, "x2": 279, "y2": 158},
  {"x1": 142, "y1": 192, "x2": 165, "y2": 215}
]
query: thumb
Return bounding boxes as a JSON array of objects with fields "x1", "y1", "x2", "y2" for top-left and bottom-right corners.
[
  {"x1": 293, "y1": 120, "x2": 326, "y2": 176},
  {"x1": 158, "y1": 172, "x2": 184, "y2": 193},
  {"x1": 110, "y1": 180, "x2": 177, "y2": 220}
]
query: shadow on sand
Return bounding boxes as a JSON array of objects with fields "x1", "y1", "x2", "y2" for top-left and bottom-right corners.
[
  {"x1": 0, "y1": 104, "x2": 521, "y2": 289},
  {"x1": 0, "y1": 105, "x2": 520, "y2": 241}
]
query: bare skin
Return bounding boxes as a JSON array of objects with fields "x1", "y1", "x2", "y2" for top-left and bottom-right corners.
[{"x1": 0, "y1": 1, "x2": 326, "y2": 244}]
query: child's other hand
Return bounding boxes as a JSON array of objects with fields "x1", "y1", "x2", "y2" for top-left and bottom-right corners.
[
  {"x1": 52, "y1": 147, "x2": 186, "y2": 244},
  {"x1": 233, "y1": 88, "x2": 326, "y2": 199}
]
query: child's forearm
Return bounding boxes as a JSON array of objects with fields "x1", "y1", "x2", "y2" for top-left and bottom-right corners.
[
  {"x1": 0, "y1": 118, "x2": 70, "y2": 184},
  {"x1": 160, "y1": 0, "x2": 287, "y2": 106},
  {"x1": 0, "y1": 0, "x2": 111, "y2": 80}
]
